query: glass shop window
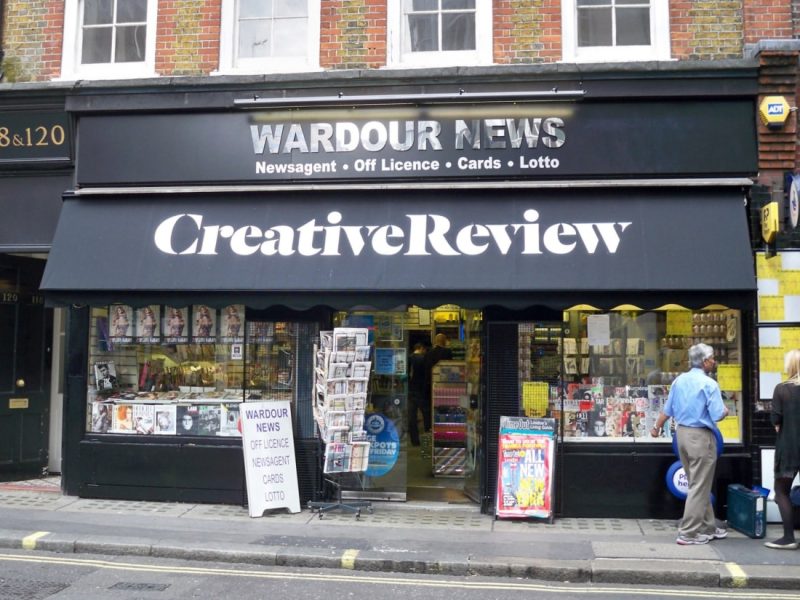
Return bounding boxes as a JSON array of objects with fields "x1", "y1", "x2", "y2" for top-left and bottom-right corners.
[
  {"x1": 518, "y1": 306, "x2": 743, "y2": 444},
  {"x1": 86, "y1": 304, "x2": 313, "y2": 437}
]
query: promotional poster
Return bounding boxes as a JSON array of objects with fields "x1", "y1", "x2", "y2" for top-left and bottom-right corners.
[{"x1": 496, "y1": 417, "x2": 556, "y2": 520}]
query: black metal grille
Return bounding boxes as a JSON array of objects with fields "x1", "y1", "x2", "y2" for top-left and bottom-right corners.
[
  {"x1": 294, "y1": 438, "x2": 322, "y2": 503},
  {"x1": 294, "y1": 321, "x2": 320, "y2": 439},
  {"x1": 482, "y1": 322, "x2": 521, "y2": 513}
]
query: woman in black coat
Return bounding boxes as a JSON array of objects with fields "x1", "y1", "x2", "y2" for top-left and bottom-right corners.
[{"x1": 766, "y1": 349, "x2": 800, "y2": 550}]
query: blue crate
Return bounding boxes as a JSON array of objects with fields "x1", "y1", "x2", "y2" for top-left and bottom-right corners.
[{"x1": 727, "y1": 484, "x2": 766, "y2": 539}]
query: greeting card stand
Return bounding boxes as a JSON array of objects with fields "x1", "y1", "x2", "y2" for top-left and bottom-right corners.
[{"x1": 307, "y1": 464, "x2": 372, "y2": 520}]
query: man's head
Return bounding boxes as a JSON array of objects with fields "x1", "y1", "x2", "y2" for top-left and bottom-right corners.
[
  {"x1": 182, "y1": 414, "x2": 193, "y2": 429},
  {"x1": 434, "y1": 333, "x2": 448, "y2": 348},
  {"x1": 689, "y1": 343, "x2": 715, "y2": 373},
  {"x1": 98, "y1": 364, "x2": 109, "y2": 376},
  {"x1": 413, "y1": 342, "x2": 426, "y2": 354},
  {"x1": 593, "y1": 418, "x2": 606, "y2": 436}
]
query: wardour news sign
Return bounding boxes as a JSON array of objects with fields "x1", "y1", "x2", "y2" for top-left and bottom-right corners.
[{"x1": 76, "y1": 100, "x2": 755, "y2": 185}]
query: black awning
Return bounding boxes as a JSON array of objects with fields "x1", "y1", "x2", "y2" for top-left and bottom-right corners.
[{"x1": 41, "y1": 187, "x2": 755, "y2": 310}]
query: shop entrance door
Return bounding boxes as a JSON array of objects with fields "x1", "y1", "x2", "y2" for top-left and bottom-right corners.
[
  {"x1": 0, "y1": 255, "x2": 52, "y2": 476},
  {"x1": 337, "y1": 307, "x2": 482, "y2": 505}
]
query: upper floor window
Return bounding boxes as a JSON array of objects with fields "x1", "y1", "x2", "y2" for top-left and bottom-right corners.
[
  {"x1": 562, "y1": 0, "x2": 670, "y2": 62},
  {"x1": 387, "y1": 0, "x2": 493, "y2": 68},
  {"x1": 217, "y1": 0, "x2": 320, "y2": 74},
  {"x1": 61, "y1": 0, "x2": 158, "y2": 80}
]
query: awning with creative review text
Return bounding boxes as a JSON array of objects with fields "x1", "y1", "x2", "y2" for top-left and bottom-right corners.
[{"x1": 40, "y1": 187, "x2": 756, "y2": 310}]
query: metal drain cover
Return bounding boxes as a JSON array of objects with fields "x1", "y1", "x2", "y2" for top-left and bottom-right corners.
[
  {"x1": 0, "y1": 578, "x2": 69, "y2": 600},
  {"x1": 109, "y1": 582, "x2": 170, "y2": 591}
]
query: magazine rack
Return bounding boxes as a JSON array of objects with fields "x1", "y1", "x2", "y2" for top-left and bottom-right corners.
[{"x1": 307, "y1": 470, "x2": 373, "y2": 519}]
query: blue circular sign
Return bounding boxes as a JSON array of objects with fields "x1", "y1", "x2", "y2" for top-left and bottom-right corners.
[
  {"x1": 364, "y1": 413, "x2": 400, "y2": 478},
  {"x1": 666, "y1": 461, "x2": 688, "y2": 500},
  {"x1": 665, "y1": 460, "x2": 716, "y2": 505},
  {"x1": 671, "y1": 427, "x2": 723, "y2": 457}
]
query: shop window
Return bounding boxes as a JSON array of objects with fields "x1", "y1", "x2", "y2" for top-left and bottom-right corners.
[
  {"x1": 386, "y1": 0, "x2": 493, "y2": 68},
  {"x1": 217, "y1": 0, "x2": 321, "y2": 75},
  {"x1": 86, "y1": 304, "x2": 317, "y2": 437},
  {"x1": 519, "y1": 307, "x2": 743, "y2": 444},
  {"x1": 561, "y1": 0, "x2": 670, "y2": 63},
  {"x1": 60, "y1": 0, "x2": 158, "y2": 80}
]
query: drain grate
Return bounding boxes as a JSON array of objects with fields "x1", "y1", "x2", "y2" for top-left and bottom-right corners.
[
  {"x1": 0, "y1": 577, "x2": 69, "y2": 600},
  {"x1": 109, "y1": 582, "x2": 170, "y2": 592}
]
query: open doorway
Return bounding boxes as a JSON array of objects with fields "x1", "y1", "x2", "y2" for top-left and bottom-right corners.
[{"x1": 337, "y1": 306, "x2": 482, "y2": 505}]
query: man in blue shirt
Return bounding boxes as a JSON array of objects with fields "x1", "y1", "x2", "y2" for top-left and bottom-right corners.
[{"x1": 652, "y1": 343, "x2": 729, "y2": 545}]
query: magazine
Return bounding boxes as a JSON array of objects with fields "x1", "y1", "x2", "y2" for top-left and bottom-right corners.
[
  {"x1": 94, "y1": 361, "x2": 118, "y2": 391},
  {"x1": 220, "y1": 304, "x2": 244, "y2": 343},
  {"x1": 176, "y1": 405, "x2": 200, "y2": 435},
  {"x1": 109, "y1": 304, "x2": 133, "y2": 342},
  {"x1": 162, "y1": 306, "x2": 189, "y2": 343},
  {"x1": 192, "y1": 305, "x2": 217, "y2": 343},
  {"x1": 113, "y1": 403, "x2": 134, "y2": 432},
  {"x1": 218, "y1": 403, "x2": 241, "y2": 436},
  {"x1": 132, "y1": 404, "x2": 155, "y2": 434},
  {"x1": 198, "y1": 405, "x2": 222, "y2": 435},
  {"x1": 135, "y1": 305, "x2": 161, "y2": 343},
  {"x1": 91, "y1": 401, "x2": 112, "y2": 433},
  {"x1": 154, "y1": 405, "x2": 177, "y2": 435}
]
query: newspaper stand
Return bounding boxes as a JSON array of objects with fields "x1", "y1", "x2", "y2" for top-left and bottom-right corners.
[
  {"x1": 308, "y1": 465, "x2": 372, "y2": 519},
  {"x1": 308, "y1": 328, "x2": 374, "y2": 519}
]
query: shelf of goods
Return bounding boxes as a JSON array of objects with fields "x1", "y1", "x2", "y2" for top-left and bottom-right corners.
[{"x1": 431, "y1": 361, "x2": 468, "y2": 478}]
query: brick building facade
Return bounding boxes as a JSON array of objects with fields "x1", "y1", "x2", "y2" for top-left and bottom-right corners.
[{"x1": 0, "y1": 1, "x2": 799, "y2": 516}]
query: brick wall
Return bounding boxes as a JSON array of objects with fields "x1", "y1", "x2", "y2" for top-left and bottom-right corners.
[
  {"x1": 2, "y1": 0, "x2": 63, "y2": 82},
  {"x1": 794, "y1": 0, "x2": 800, "y2": 36},
  {"x1": 670, "y1": 1, "x2": 744, "y2": 60},
  {"x1": 155, "y1": 0, "x2": 220, "y2": 76},
  {"x1": 744, "y1": 0, "x2": 793, "y2": 44},
  {"x1": 495, "y1": 0, "x2": 561, "y2": 64},
  {"x1": 320, "y1": 0, "x2": 385, "y2": 69},
  {"x1": 757, "y1": 52, "x2": 798, "y2": 176}
]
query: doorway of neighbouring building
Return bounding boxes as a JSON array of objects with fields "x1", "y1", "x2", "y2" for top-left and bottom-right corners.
[{"x1": 0, "y1": 255, "x2": 53, "y2": 478}]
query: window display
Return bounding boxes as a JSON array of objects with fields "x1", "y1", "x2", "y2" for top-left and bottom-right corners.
[
  {"x1": 519, "y1": 307, "x2": 744, "y2": 443},
  {"x1": 86, "y1": 305, "x2": 311, "y2": 437}
]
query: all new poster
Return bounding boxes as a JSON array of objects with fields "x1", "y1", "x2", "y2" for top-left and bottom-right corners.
[{"x1": 495, "y1": 416, "x2": 556, "y2": 521}]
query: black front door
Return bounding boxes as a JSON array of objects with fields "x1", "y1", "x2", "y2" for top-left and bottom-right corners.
[{"x1": 0, "y1": 255, "x2": 52, "y2": 476}]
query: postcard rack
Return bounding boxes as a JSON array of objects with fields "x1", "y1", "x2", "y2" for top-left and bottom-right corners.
[
  {"x1": 308, "y1": 327, "x2": 374, "y2": 519},
  {"x1": 307, "y1": 467, "x2": 373, "y2": 519}
]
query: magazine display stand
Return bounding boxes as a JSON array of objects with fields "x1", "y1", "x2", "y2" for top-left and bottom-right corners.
[{"x1": 308, "y1": 328, "x2": 373, "y2": 519}]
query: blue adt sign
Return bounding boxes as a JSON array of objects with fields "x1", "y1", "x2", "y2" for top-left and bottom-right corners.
[{"x1": 365, "y1": 413, "x2": 399, "y2": 477}]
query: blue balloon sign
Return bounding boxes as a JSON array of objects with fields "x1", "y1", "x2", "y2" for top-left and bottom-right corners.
[
  {"x1": 671, "y1": 427, "x2": 724, "y2": 457},
  {"x1": 365, "y1": 413, "x2": 400, "y2": 478}
]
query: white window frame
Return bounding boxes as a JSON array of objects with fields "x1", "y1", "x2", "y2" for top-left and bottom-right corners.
[
  {"x1": 561, "y1": 0, "x2": 671, "y2": 63},
  {"x1": 60, "y1": 0, "x2": 158, "y2": 80},
  {"x1": 216, "y1": 0, "x2": 321, "y2": 75},
  {"x1": 386, "y1": 0, "x2": 493, "y2": 69}
]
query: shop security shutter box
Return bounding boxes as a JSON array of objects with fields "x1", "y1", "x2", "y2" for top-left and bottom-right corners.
[{"x1": 726, "y1": 484, "x2": 766, "y2": 539}]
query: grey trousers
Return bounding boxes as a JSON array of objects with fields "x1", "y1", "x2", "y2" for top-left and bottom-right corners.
[{"x1": 676, "y1": 425, "x2": 717, "y2": 538}]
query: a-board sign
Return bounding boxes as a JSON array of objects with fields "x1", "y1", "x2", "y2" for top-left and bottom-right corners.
[
  {"x1": 495, "y1": 416, "x2": 556, "y2": 520},
  {"x1": 240, "y1": 400, "x2": 301, "y2": 516}
]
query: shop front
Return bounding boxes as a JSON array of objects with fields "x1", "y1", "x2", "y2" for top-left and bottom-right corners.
[
  {"x1": 43, "y1": 66, "x2": 759, "y2": 516},
  {"x1": 0, "y1": 100, "x2": 73, "y2": 478}
]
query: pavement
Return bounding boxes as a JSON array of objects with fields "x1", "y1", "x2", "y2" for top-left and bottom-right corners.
[{"x1": 1, "y1": 476, "x2": 800, "y2": 590}]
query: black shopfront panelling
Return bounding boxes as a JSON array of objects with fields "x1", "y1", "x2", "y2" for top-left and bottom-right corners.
[
  {"x1": 483, "y1": 322, "x2": 521, "y2": 513},
  {"x1": 62, "y1": 306, "x2": 322, "y2": 505}
]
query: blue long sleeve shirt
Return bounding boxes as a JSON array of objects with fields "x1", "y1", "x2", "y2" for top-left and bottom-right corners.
[{"x1": 664, "y1": 367, "x2": 726, "y2": 430}]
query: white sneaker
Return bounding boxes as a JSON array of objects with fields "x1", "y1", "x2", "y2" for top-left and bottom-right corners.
[
  {"x1": 676, "y1": 533, "x2": 712, "y2": 545},
  {"x1": 709, "y1": 527, "x2": 728, "y2": 539}
]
